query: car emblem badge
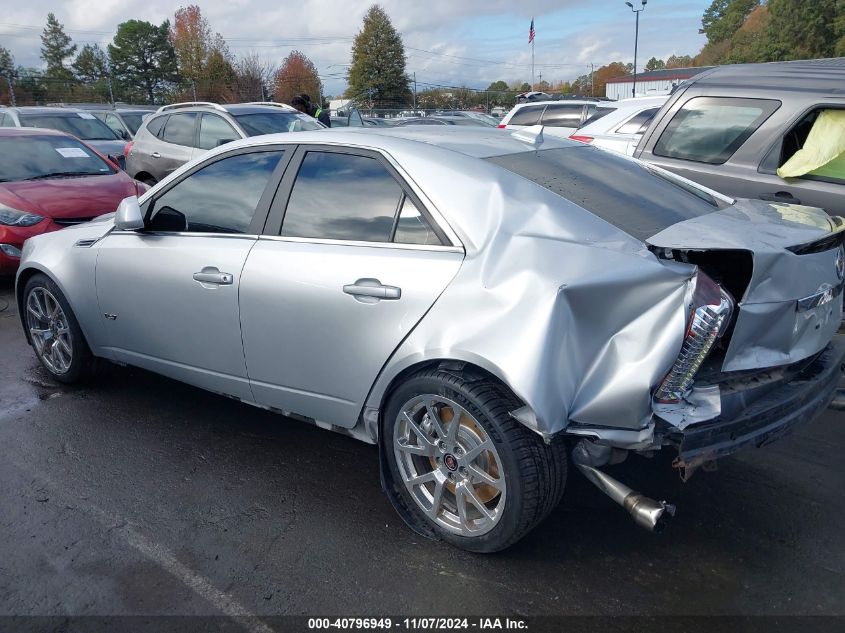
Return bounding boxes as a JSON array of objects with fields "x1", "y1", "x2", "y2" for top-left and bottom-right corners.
[
  {"x1": 836, "y1": 248, "x2": 845, "y2": 282},
  {"x1": 444, "y1": 454, "x2": 458, "y2": 471}
]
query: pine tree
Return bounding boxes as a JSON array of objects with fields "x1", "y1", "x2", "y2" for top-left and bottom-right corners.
[
  {"x1": 346, "y1": 5, "x2": 410, "y2": 108},
  {"x1": 73, "y1": 44, "x2": 109, "y2": 83},
  {"x1": 109, "y1": 20, "x2": 179, "y2": 104},
  {"x1": 41, "y1": 13, "x2": 77, "y2": 80}
]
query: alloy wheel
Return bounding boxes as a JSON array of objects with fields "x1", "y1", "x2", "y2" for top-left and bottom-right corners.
[
  {"x1": 26, "y1": 287, "x2": 73, "y2": 375},
  {"x1": 393, "y1": 394, "x2": 507, "y2": 536}
]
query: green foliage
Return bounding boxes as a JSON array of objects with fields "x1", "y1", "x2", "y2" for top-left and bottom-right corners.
[
  {"x1": 766, "y1": 0, "x2": 841, "y2": 60},
  {"x1": 41, "y1": 13, "x2": 77, "y2": 80},
  {"x1": 73, "y1": 44, "x2": 109, "y2": 82},
  {"x1": 519, "y1": 82, "x2": 531, "y2": 92},
  {"x1": 108, "y1": 20, "x2": 179, "y2": 104},
  {"x1": 666, "y1": 54, "x2": 695, "y2": 68},
  {"x1": 0, "y1": 45, "x2": 13, "y2": 75},
  {"x1": 644, "y1": 57, "x2": 665, "y2": 71},
  {"x1": 346, "y1": 5, "x2": 410, "y2": 108},
  {"x1": 700, "y1": 0, "x2": 760, "y2": 43},
  {"x1": 486, "y1": 80, "x2": 509, "y2": 91},
  {"x1": 696, "y1": 0, "x2": 842, "y2": 65}
]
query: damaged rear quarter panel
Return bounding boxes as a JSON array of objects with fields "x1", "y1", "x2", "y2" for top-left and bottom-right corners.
[{"x1": 366, "y1": 160, "x2": 695, "y2": 437}]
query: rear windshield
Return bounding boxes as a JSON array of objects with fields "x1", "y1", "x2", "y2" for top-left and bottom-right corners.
[
  {"x1": 486, "y1": 147, "x2": 724, "y2": 242},
  {"x1": 19, "y1": 113, "x2": 120, "y2": 141},
  {"x1": 233, "y1": 112, "x2": 324, "y2": 136},
  {"x1": 120, "y1": 113, "x2": 146, "y2": 135},
  {"x1": 0, "y1": 135, "x2": 114, "y2": 182}
]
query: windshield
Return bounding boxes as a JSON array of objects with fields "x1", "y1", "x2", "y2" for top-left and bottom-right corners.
[
  {"x1": 19, "y1": 113, "x2": 121, "y2": 141},
  {"x1": 485, "y1": 147, "x2": 726, "y2": 242},
  {"x1": 0, "y1": 135, "x2": 114, "y2": 182},
  {"x1": 233, "y1": 112, "x2": 324, "y2": 136},
  {"x1": 120, "y1": 113, "x2": 146, "y2": 135}
]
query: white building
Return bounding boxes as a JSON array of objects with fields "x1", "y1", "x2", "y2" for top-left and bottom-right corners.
[{"x1": 605, "y1": 66, "x2": 713, "y2": 101}]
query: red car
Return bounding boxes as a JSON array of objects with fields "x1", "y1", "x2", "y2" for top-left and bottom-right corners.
[{"x1": 0, "y1": 127, "x2": 146, "y2": 275}]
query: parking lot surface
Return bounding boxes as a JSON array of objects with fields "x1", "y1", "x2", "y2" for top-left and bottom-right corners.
[{"x1": 1, "y1": 279, "x2": 844, "y2": 621}]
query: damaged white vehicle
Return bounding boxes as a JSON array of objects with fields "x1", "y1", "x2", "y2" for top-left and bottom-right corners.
[{"x1": 15, "y1": 127, "x2": 845, "y2": 552}]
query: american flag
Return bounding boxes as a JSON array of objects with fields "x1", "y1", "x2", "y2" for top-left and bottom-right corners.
[{"x1": 528, "y1": 18, "x2": 535, "y2": 44}]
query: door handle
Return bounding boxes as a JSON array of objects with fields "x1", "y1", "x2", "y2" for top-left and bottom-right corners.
[
  {"x1": 193, "y1": 267, "x2": 233, "y2": 285},
  {"x1": 343, "y1": 278, "x2": 401, "y2": 302},
  {"x1": 760, "y1": 191, "x2": 800, "y2": 204},
  {"x1": 151, "y1": 152, "x2": 161, "y2": 158}
]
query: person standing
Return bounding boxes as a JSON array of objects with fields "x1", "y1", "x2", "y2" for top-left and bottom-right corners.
[{"x1": 291, "y1": 94, "x2": 331, "y2": 127}]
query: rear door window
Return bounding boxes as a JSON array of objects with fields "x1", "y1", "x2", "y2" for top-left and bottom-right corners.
[
  {"x1": 615, "y1": 108, "x2": 660, "y2": 135},
  {"x1": 281, "y1": 151, "x2": 402, "y2": 242},
  {"x1": 199, "y1": 114, "x2": 239, "y2": 150},
  {"x1": 161, "y1": 113, "x2": 198, "y2": 147},
  {"x1": 145, "y1": 115, "x2": 167, "y2": 137},
  {"x1": 508, "y1": 105, "x2": 545, "y2": 126},
  {"x1": 654, "y1": 97, "x2": 779, "y2": 164},
  {"x1": 540, "y1": 103, "x2": 585, "y2": 128}
]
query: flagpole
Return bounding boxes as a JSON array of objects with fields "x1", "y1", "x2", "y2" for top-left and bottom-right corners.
[{"x1": 531, "y1": 39, "x2": 535, "y2": 90}]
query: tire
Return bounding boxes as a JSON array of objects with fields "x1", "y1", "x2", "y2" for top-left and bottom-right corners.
[
  {"x1": 382, "y1": 368, "x2": 567, "y2": 553},
  {"x1": 23, "y1": 273, "x2": 95, "y2": 384},
  {"x1": 140, "y1": 175, "x2": 157, "y2": 187}
]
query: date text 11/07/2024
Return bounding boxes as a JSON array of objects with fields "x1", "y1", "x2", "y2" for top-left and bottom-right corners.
[{"x1": 307, "y1": 618, "x2": 529, "y2": 630}]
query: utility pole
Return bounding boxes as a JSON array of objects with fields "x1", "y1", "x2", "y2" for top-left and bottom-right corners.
[
  {"x1": 625, "y1": 0, "x2": 647, "y2": 98},
  {"x1": 413, "y1": 72, "x2": 417, "y2": 111},
  {"x1": 5, "y1": 74, "x2": 15, "y2": 106},
  {"x1": 106, "y1": 63, "x2": 115, "y2": 105},
  {"x1": 590, "y1": 63, "x2": 595, "y2": 97}
]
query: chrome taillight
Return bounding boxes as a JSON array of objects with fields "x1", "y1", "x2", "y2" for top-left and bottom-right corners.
[{"x1": 654, "y1": 272, "x2": 733, "y2": 404}]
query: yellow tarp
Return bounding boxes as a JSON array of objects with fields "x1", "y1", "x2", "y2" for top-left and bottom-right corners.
[{"x1": 777, "y1": 109, "x2": 845, "y2": 179}]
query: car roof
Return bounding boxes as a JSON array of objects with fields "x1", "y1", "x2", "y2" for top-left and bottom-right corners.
[
  {"x1": 151, "y1": 103, "x2": 299, "y2": 116},
  {"x1": 0, "y1": 126, "x2": 68, "y2": 137},
  {"x1": 597, "y1": 95, "x2": 669, "y2": 109},
  {"x1": 687, "y1": 58, "x2": 845, "y2": 94},
  {"x1": 213, "y1": 125, "x2": 576, "y2": 160},
  {"x1": 9, "y1": 106, "x2": 91, "y2": 116},
  {"x1": 514, "y1": 100, "x2": 596, "y2": 108}
]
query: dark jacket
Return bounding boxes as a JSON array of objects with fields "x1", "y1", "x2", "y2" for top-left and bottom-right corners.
[{"x1": 314, "y1": 106, "x2": 331, "y2": 127}]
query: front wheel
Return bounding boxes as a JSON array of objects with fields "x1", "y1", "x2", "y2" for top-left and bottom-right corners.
[
  {"x1": 23, "y1": 274, "x2": 95, "y2": 384},
  {"x1": 382, "y1": 369, "x2": 567, "y2": 553}
]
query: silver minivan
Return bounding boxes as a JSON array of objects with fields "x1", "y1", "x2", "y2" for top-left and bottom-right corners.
[
  {"x1": 126, "y1": 102, "x2": 324, "y2": 185},
  {"x1": 635, "y1": 59, "x2": 845, "y2": 214}
]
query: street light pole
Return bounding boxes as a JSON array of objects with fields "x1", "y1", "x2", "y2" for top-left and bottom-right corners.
[{"x1": 625, "y1": 0, "x2": 647, "y2": 98}]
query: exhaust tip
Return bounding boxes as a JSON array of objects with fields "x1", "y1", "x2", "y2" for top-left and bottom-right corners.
[{"x1": 626, "y1": 495, "x2": 676, "y2": 533}]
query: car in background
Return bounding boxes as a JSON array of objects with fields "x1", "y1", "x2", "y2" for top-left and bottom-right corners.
[
  {"x1": 395, "y1": 117, "x2": 491, "y2": 127},
  {"x1": 125, "y1": 101, "x2": 325, "y2": 185},
  {"x1": 0, "y1": 106, "x2": 128, "y2": 168},
  {"x1": 91, "y1": 106, "x2": 156, "y2": 139},
  {"x1": 570, "y1": 95, "x2": 668, "y2": 155},
  {"x1": 0, "y1": 127, "x2": 144, "y2": 275},
  {"x1": 498, "y1": 100, "x2": 601, "y2": 138},
  {"x1": 516, "y1": 91, "x2": 552, "y2": 103},
  {"x1": 363, "y1": 117, "x2": 396, "y2": 127},
  {"x1": 436, "y1": 111, "x2": 500, "y2": 127},
  {"x1": 16, "y1": 126, "x2": 845, "y2": 551},
  {"x1": 634, "y1": 59, "x2": 845, "y2": 214}
]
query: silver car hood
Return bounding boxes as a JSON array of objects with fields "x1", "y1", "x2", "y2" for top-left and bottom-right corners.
[{"x1": 649, "y1": 199, "x2": 844, "y2": 371}]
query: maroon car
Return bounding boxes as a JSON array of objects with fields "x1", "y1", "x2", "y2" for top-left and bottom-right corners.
[{"x1": 0, "y1": 127, "x2": 146, "y2": 275}]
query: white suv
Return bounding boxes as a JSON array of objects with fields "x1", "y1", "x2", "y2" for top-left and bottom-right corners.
[
  {"x1": 570, "y1": 95, "x2": 669, "y2": 155},
  {"x1": 498, "y1": 100, "x2": 602, "y2": 138}
]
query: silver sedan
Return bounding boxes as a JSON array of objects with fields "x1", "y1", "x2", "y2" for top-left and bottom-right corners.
[{"x1": 15, "y1": 126, "x2": 845, "y2": 552}]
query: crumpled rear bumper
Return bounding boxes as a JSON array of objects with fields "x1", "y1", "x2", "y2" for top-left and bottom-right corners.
[{"x1": 668, "y1": 336, "x2": 845, "y2": 467}]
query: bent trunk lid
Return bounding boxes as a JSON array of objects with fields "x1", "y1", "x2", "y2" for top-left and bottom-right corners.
[{"x1": 648, "y1": 199, "x2": 844, "y2": 371}]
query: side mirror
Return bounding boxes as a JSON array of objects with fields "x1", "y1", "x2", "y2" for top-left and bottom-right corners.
[{"x1": 115, "y1": 196, "x2": 144, "y2": 230}]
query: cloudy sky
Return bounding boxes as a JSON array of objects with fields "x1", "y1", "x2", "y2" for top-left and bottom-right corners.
[{"x1": 1, "y1": 0, "x2": 711, "y2": 94}]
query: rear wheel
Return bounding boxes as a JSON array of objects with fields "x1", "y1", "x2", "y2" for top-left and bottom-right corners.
[
  {"x1": 23, "y1": 274, "x2": 94, "y2": 384},
  {"x1": 383, "y1": 368, "x2": 567, "y2": 552}
]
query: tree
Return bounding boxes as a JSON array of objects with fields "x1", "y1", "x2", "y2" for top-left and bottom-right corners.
[
  {"x1": 41, "y1": 13, "x2": 76, "y2": 80},
  {"x1": 109, "y1": 20, "x2": 179, "y2": 104},
  {"x1": 766, "y1": 0, "x2": 840, "y2": 61},
  {"x1": 273, "y1": 50, "x2": 321, "y2": 105},
  {"x1": 644, "y1": 57, "x2": 665, "y2": 71},
  {"x1": 486, "y1": 80, "x2": 509, "y2": 92},
  {"x1": 170, "y1": 5, "x2": 235, "y2": 100},
  {"x1": 665, "y1": 54, "x2": 695, "y2": 68},
  {"x1": 520, "y1": 82, "x2": 531, "y2": 92},
  {"x1": 726, "y1": 4, "x2": 774, "y2": 63},
  {"x1": 572, "y1": 61, "x2": 628, "y2": 97},
  {"x1": 73, "y1": 44, "x2": 109, "y2": 82},
  {"x1": 700, "y1": 0, "x2": 760, "y2": 43},
  {"x1": 346, "y1": 5, "x2": 410, "y2": 108},
  {"x1": 234, "y1": 53, "x2": 274, "y2": 101}
]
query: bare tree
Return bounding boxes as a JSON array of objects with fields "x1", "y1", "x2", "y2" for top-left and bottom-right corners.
[{"x1": 233, "y1": 53, "x2": 275, "y2": 101}]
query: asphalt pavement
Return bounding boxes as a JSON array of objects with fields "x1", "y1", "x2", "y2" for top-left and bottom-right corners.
[{"x1": 1, "y1": 278, "x2": 844, "y2": 626}]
